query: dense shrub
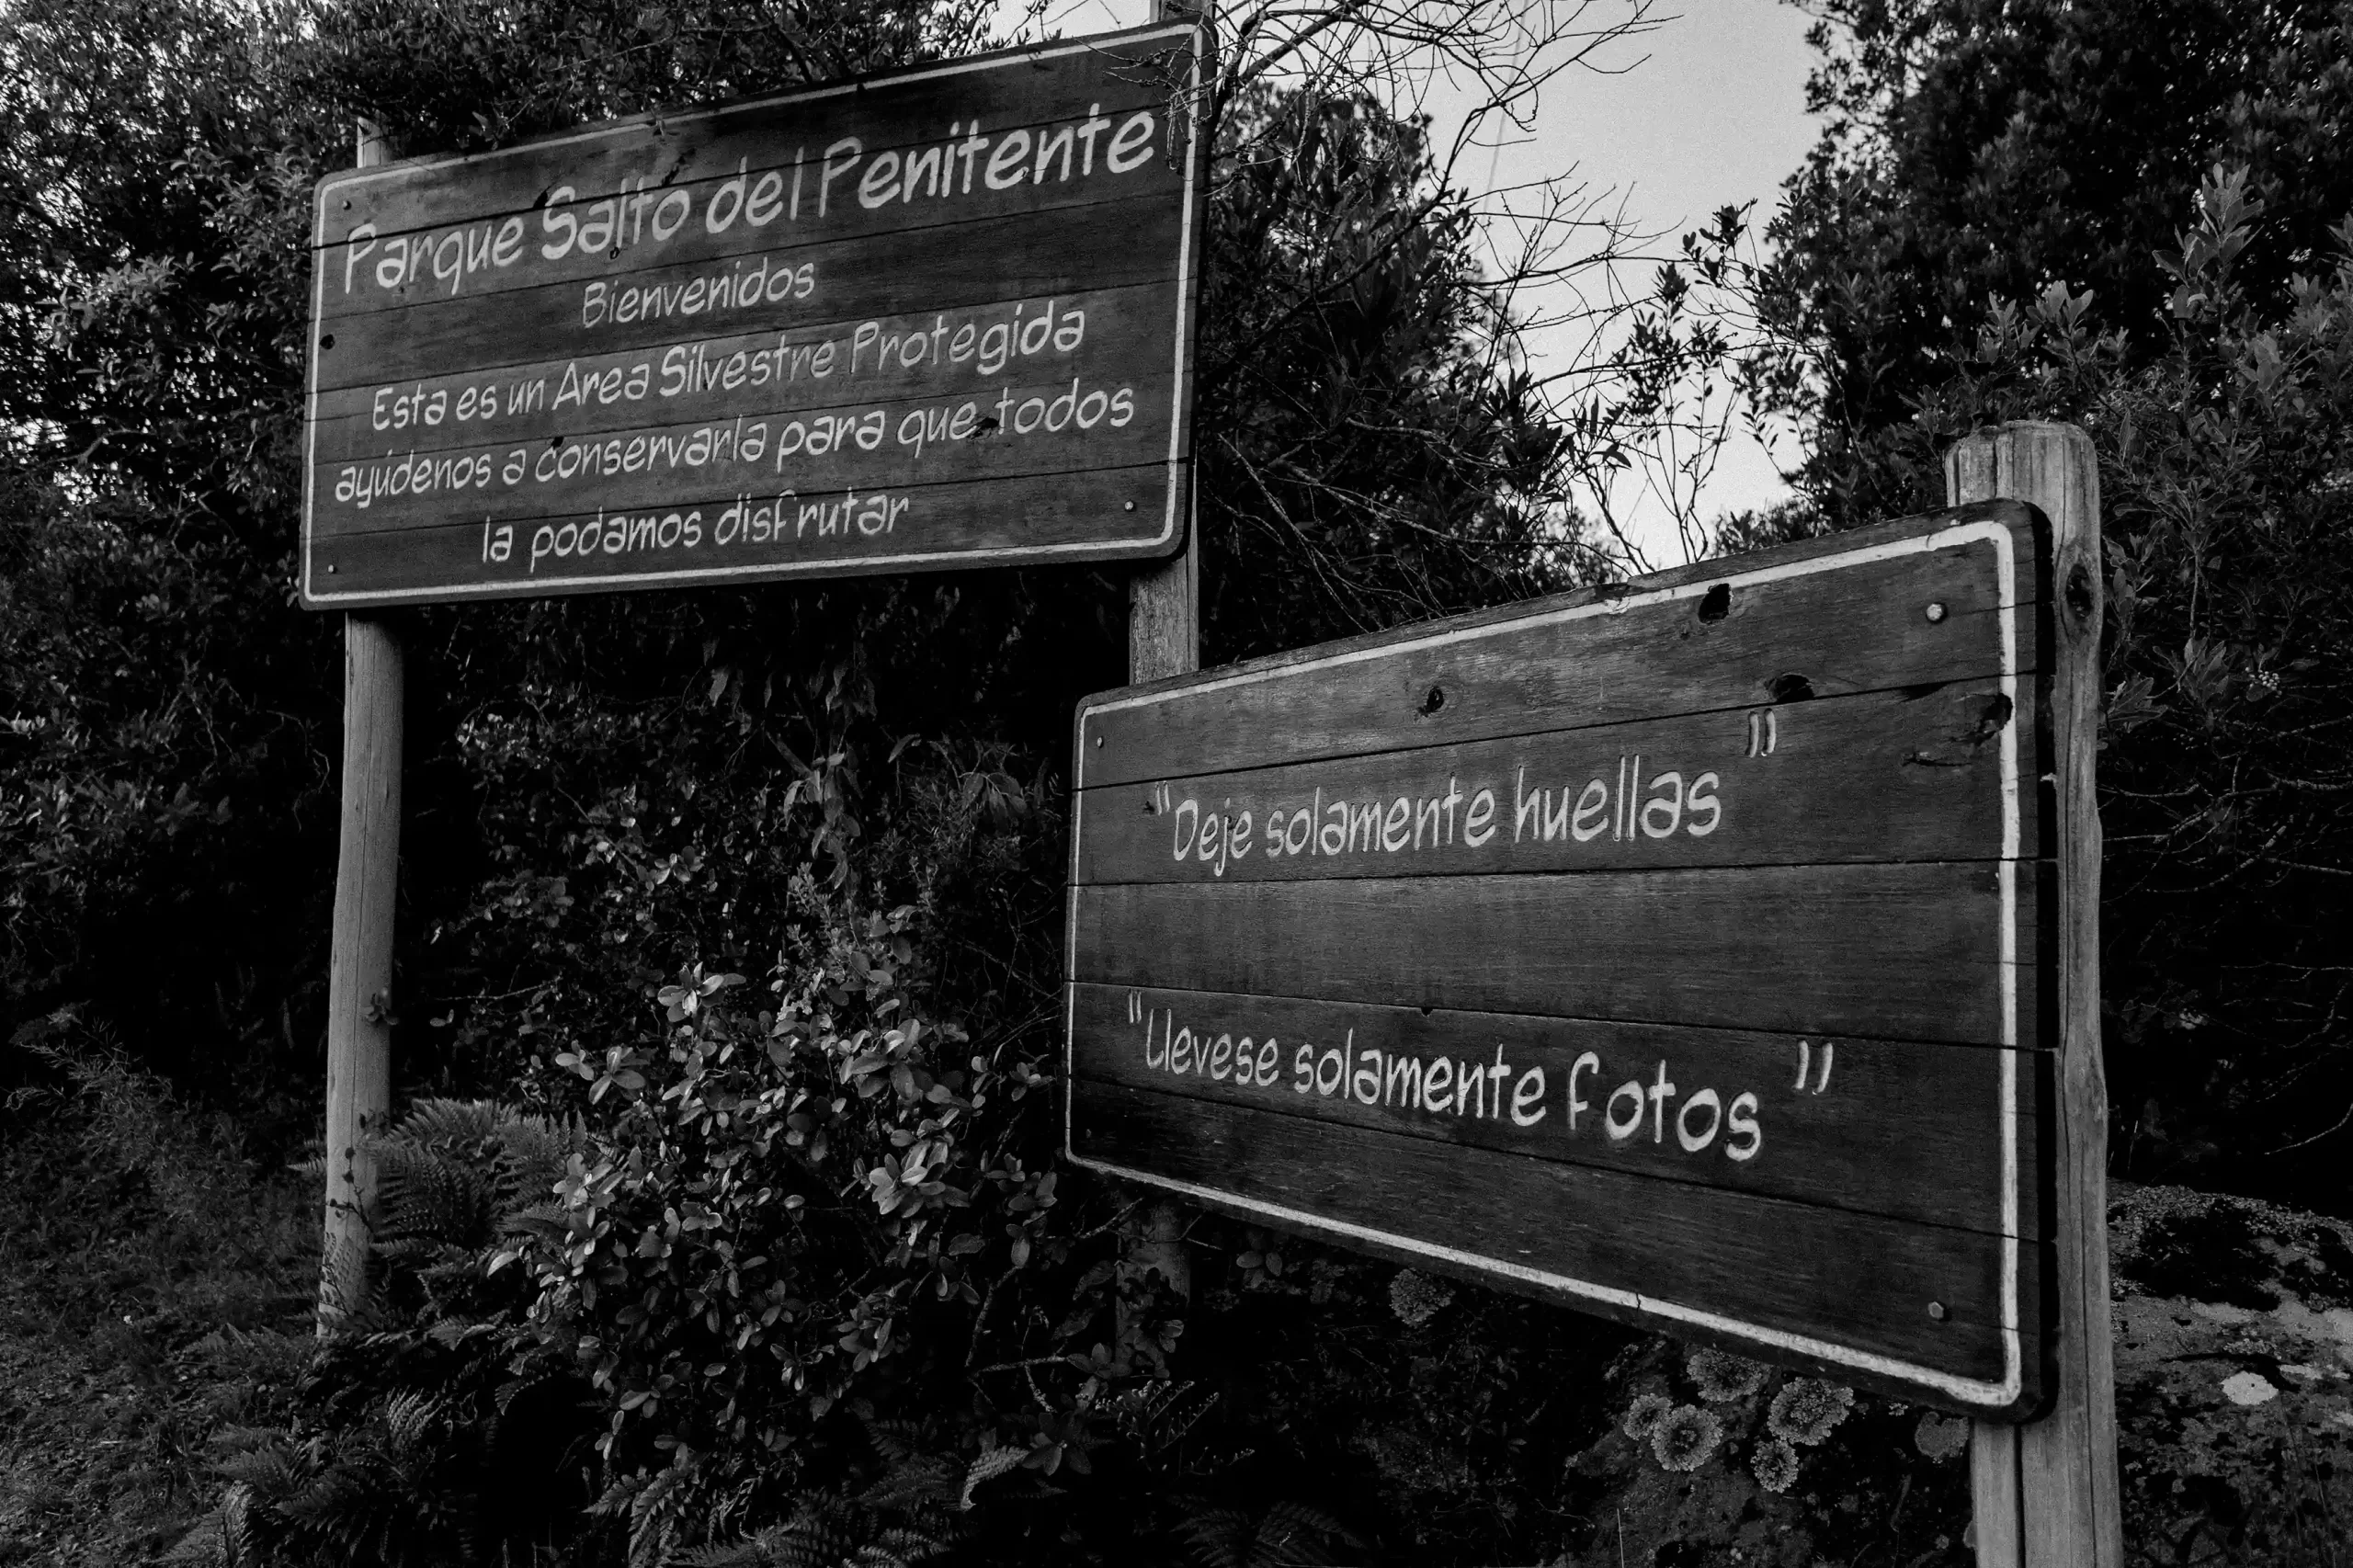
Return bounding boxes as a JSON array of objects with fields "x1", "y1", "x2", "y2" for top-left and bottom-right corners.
[{"x1": 1734, "y1": 0, "x2": 2353, "y2": 1208}]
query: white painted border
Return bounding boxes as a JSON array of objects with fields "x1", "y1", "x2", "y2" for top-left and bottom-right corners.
[
  {"x1": 1064, "y1": 520, "x2": 2027, "y2": 1410},
  {"x1": 299, "y1": 21, "x2": 1204, "y2": 608}
]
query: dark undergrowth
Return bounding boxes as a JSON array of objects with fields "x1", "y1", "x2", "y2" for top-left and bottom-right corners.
[{"x1": 0, "y1": 1011, "x2": 314, "y2": 1567}]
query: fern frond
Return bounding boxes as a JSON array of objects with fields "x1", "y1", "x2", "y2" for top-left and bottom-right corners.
[
  {"x1": 856, "y1": 1454, "x2": 960, "y2": 1512},
  {"x1": 769, "y1": 1500, "x2": 861, "y2": 1568},
  {"x1": 862, "y1": 1417, "x2": 926, "y2": 1463},
  {"x1": 665, "y1": 1528, "x2": 785, "y2": 1567},
  {"x1": 629, "y1": 1463, "x2": 699, "y2": 1568},
  {"x1": 1171, "y1": 1506, "x2": 1252, "y2": 1568},
  {"x1": 379, "y1": 1390, "x2": 448, "y2": 1452},
  {"x1": 861, "y1": 1523, "x2": 951, "y2": 1564},
  {"x1": 1248, "y1": 1501, "x2": 1357, "y2": 1568},
  {"x1": 392, "y1": 1096, "x2": 506, "y2": 1145},
  {"x1": 372, "y1": 1136, "x2": 499, "y2": 1248},
  {"x1": 156, "y1": 1511, "x2": 228, "y2": 1566},
  {"x1": 957, "y1": 1444, "x2": 1027, "y2": 1510}
]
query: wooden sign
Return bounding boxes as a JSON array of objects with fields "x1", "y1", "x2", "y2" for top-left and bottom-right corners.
[
  {"x1": 301, "y1": 20, "x2": 1207, "y2": 608},
  {"x1": 1064, "y1": 503, "x2": 2058, "y2": 1416}
]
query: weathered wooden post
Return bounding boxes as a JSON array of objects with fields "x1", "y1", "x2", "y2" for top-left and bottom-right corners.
[
  {"x1": 1128, "y1": 513, "x2": 1198, "y2": 683},
  {"x1": 1131, "y1": 0, "x2": 1205, "y2": 690},
  {"x1": 1947, "y1": 423, "x2": 2119, "y2": 1565},
  {"x1": 318, "y1": 123, "x2": 403, "y2": 1330},
  {"x1": 1114, "y1": 0, "x2": 1206, "y2": 1303}
]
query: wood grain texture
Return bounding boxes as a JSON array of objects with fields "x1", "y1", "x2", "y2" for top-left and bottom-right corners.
[
  {"x1": 313, "y1": 119, "x2": 1185, "y2": 327},
  {"x1": 1076, "y1": 677, "x2": 2029, "y2": 884},
  {"x1": 1066, "y1": 506, "x2": 2055, "y2": 1412},
  {"x1": 1069, "y1": 983, "x2": 2041, "y2": 1234},
  {"x1": 301, "y1": 22, "x2": 1205, "y2": 608},
  {"x1": 1129, "y1": 503, "x2": 1196, "y2": 680},
  {"x1": 308, "y1": 461, "x2": 1182, "y2": 601},
  {"x1": 1080, "y1": 507, "x2": 2047, "y2": 790},
  {"x1": 1125, "y1": 0, "x2": 1202, "y2": 687},
  {"x1": 1072, "y1": 861, "x2": 2040, "y2": 1047},
  {"x1": 1070, "y1": 1079, "x2": 2042, "y2": 1415},
  {"x1": 312, "y1": 198, "x2": 1184, "y2": 395},
  {"x1": 307, "y1": 279, "x2": 1177, "y2": 457},
  {"x1": 321, "y1": 611, "x2": 401, "y2": 1328},
  {"x1": 1951, "y1": 428, "x2": 2118, "y2": 1559},
  {"x1": 313, "y1": 26, "x2": 1198, "y2": 246},
  {"x1": 310, "y1": 370, "x2": 1175, "y2": 541}
]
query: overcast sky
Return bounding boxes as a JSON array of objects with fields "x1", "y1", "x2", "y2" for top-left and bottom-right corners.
[{"x1": 995, "y1": 0, "x2": 1824, "y2": 562}]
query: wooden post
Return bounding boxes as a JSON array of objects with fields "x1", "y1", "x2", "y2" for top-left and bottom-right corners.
[
  {"x1": 1945, "y1": 424, "x2": 2119, "y2": 1565},
  {"x1": 1121, "y1": 2, "x2": 1200, "y2": 1301},
  {"x1": 1131, "y1": 0, "x2": 1203, "y2": 687},
  {"x1": 319, "y1": 125, "x2": 403, "y2": 1330},
  {"x1": 1129, "y1": 511, "x2": 1199, "y2": 682}
]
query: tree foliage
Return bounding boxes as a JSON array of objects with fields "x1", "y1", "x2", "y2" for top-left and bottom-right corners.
[
  {"x1": 1739, "y1": 1, "x2": 2353, "y2": 1200},
  {"x1": 1, "y1": 0, "x2": 1678, "y2": 1560},
  {"x1": 1756, "y1": 0, "x2": 2353, "y2": 522}
]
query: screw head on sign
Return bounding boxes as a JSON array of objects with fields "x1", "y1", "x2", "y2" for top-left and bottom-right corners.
[
  {"x1": 1927, "y1": 1301, "x2": 1948, "y2": 1321},
  {"x1": 1094, "y1": 735, "x2": 1104, "y2": 747},
  {"x1": 1925, "y1": 601, "x2": 1948, "y2": 623},
  {"x1": 1124, "y1": 501, "x2": 1136, "y2": 511}
]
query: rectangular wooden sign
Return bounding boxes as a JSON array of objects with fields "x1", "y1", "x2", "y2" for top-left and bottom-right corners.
[
  {"x1": 301, "y1": 20, "x2": 1207, "y2": 608},
  {"x1": 1064, "y1": 503, "x2": 2058, "y2": 1416}
]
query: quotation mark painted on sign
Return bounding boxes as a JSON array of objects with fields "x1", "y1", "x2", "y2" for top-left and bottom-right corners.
[
  {"x1": 1746, "y1": 709, "x2": 1779, "y2": 758},
  {"x1": 1142, "y1": 783, "x2": 1176, "y2": 816},
  {"x1": 1792, "y1": 1040, "x2": 1835, "y2": 1096},
  {"x1": 1126, "y1": 989, "x2": 1145, "y2": 1024}
]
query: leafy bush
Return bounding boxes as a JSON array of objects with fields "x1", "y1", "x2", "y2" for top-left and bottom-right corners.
[
  {"x1": 1728, "y1": 0, "x2": 2353, "y2": 1200},
  {"x1": 1817, "y1": 167, "x2": 2353, "y2": 1200}
]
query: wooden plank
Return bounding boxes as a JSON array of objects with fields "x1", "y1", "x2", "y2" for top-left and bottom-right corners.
[
  {"x1": 1951, "y1": 428, "x2": 2118, "y2": 1558},
  {"x1": 306, "y1": 279, "x2": 1177, "y2": 454},
  {"x1": 1071, "y1": 861, "x2": 2040, "y2": 1047},
  {"x1": 312, "y1": 197, "x2": 1183, "y2": 394},
  {"x1": 313, "y1": 26, "x2": 1199, "y2": 245},
  {"x1": 1070, "y1": 1080, "x2": 2042, "y2": 1415},
  {"x1": 309, "y1": 460, "x2": 1183, "y2": 600},
  {"x1": 1076, "y1": 677, "x2": 2029, "y2": 884},
  {"x1": 1069, "y1": 983, "x2": 2041, "y2": 1235},
  {"x1": 1080, "y1": 507, "x2": 2047, "y2": 789},
  {"x1": 309, "y1": 364, "x2": 1176, "y2": 541},
  {"x1": 313, "y1": 112, "x2": 1186, "y2": 326}
]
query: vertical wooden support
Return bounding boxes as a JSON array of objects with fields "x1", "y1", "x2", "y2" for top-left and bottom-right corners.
[
  {"x1": 1131, "y1": 0, "x2": 1203, "y2": 687},
  {"x1": 1946, "y1": 424, "x2": 2120, "y2": 1566},
  {"x1": 1128, "y1": 513, "x2": 1199, "y2": 682},
  {"x1": 319, "y1": 125, "x2": 403, "y2": 1331}
]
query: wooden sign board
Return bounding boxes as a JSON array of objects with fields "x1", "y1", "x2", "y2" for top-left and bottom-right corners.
[
  {"x1": 301, "y1": 21, "x2": 1206, "y2": 608},
  {"x1": 1065, "y1": 503, "x2": 2058, "y2": 1416}
]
